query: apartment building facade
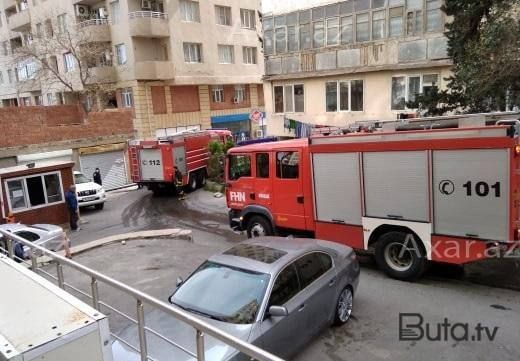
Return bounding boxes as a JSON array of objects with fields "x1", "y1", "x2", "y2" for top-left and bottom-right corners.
[
  {"x1": 0, "y1": 0, "x2": 265, "y2": 139},
  {"x1": 261, "y1": 0, "x2": 451, "y2": 136}
]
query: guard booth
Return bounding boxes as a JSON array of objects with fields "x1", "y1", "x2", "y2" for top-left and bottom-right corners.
[{"x1": 0, "y1": 161, "x2": 74, "y2": 225}]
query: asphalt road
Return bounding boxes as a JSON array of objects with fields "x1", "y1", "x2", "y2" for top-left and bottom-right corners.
[{"x1": 74, "y1": 186, "x2": 520, "y2": 291}]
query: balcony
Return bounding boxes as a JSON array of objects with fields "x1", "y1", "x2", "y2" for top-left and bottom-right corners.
[
  {"x1": 87, "y1": 66, "x2": 117, "y2": 84},
  {"x1": 76, "y1": 19, "x2": 111, "y2": 42},
  {"x1": 128, "y1": 11, "x2": 169, "y2": 38},
  {"x1": 8, "y1": 9, "x2": 31, "y2": 32},
  {"x1": 134, "y1": 61, "x2": 174, "y2": 80}
]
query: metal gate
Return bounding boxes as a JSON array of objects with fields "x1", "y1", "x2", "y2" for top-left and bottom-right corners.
[{"x1": 80, "y1": 151, "x2": 129, "y2": 190}]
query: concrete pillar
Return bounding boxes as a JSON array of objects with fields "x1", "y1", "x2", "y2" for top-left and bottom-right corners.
[
  {"x1": 165, "y1": 85, "x2": 173, "y2": 114},
  {"x1": 71, "y1": 149, "x2": 81, "y2": 171},
  {"x1": 198, "y1": 85, "x2": 211, "y2": 130},
  {"x1": 249, "y1": 84, "x2": 259, "y2": 109},
  {"x1": 132, "y1": 82, "x2": 153, "y2": 139}
]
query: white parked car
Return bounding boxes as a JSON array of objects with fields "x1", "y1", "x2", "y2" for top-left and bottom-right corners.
[
  {"x1": 74, "y1": 171, "x2": 106, "y2": 210},
  {"x1": 0, "y1": 223, "x2": 65, "y2": 260}
]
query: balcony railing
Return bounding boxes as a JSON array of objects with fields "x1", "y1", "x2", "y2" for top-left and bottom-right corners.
[
  {"x1": 128, "y1": 11, "x2": 167, "y2": 20},
  {"x1": 77, "y1": 18, "x2": 109, "y2": 29}
]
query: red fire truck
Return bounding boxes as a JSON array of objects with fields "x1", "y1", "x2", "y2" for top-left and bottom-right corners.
[
  {"x1": 128, "y1": 130, "x2": 231, "y2": 195},
  {"x1": 226, "y1": 115, "x2": 520, "y2": 280}
]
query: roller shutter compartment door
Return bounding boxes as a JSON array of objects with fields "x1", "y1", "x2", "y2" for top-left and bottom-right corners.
[
  {"x1": 363, "y1": 151, "x2": 429, "y2": 222},
  {"x1": 80, "y1": 151, "x2": 129, "y2": 190},
  {"x1": 312, "y1": 153, "x2": 362, "y2": 225},
  {"x1": 433, "y1": 149, "x2": 509, "y2": 241}
]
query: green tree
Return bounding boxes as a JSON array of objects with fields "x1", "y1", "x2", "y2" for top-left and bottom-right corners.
[{"x1": 408, "y1": 0, "x2": 520, "y2": 115}]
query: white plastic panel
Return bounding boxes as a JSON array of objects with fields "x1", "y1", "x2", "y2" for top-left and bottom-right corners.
[
  {"x1": 313, "y1": 153, "x2": 362, "y2": 225},
  {"x1": 139, "y1": 149, "x2": 164, "y2": 181},
  {"x1": 363, "y1": 151, "x2": 429, "y2": 222},
  {"x1": 433, "y1": 149, "x2": 509, "y2": 240}
]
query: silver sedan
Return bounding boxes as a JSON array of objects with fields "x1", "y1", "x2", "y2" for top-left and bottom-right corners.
[{"x1": 112, "y1": 236, "x2": 360, "y2": 360}]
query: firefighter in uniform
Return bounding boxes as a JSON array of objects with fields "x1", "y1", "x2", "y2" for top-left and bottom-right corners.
[{"x1": 174, "y1": 166, "x2": 186, "y2": 201}]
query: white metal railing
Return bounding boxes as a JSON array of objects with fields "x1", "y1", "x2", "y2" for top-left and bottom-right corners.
[
  {"x1": 0, "y1": 229, "x2": 283, "y2": 361},
  {"x1": 128, "y1": 11, "x2": 168, "y2": 20},
  {"x1": 76, "y1": 18, "x2": 109, "y2": 28}
]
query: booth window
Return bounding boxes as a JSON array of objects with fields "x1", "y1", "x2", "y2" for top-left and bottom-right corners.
[{"x1": 5, "y1": 172, "x2": 63, "y2": 212}]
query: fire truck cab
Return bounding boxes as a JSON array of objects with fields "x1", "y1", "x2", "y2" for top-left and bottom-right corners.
[{"x1": 226, "y1": 114, "x2": 520, "y2": 280}]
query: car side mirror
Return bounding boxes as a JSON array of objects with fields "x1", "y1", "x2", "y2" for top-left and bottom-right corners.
[
  {"x1": 268, "y1": 305, "x2": 288, "y2": 318},
  {"x1": 176, "y1": 277, "x2": 184, "y2": 288}
]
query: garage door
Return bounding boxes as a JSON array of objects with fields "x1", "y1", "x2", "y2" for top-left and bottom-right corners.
[{"x1": 80, "y1": 151, "x2": 129, "y2": 190}]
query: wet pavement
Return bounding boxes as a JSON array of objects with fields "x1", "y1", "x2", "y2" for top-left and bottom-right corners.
[{"x1": 74, "y1": 187, "x2": 520, "y2": 292}]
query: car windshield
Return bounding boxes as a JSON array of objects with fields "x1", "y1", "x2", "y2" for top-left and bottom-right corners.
[
  {"x1": 171, "y1": 261, "x2": 270, "y2": 324},
  {"x1": 74, "y1": 173, "x2": 90, "y2": 184}
]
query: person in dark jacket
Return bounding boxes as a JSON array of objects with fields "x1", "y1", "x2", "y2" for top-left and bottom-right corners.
[
  {"x1": 65, "y1": 185, "x2": 80, "y2": 231},
  {"x1": 93, "y1": 168, "x2": 102, "y2": 186}
]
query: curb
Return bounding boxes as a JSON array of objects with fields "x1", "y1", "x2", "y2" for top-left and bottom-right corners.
[{"x1": 40, "y1": 229, "x2": 192, "y2": 263}]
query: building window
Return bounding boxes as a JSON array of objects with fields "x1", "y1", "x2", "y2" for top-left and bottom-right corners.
[
  {"x1": 183, "y1": 43, "x2": 202, "y2": 63},
  {"x1": 340, "y1": 16, "x2": 353, "y2": 44},
  {"x1": 5, "y1": 172, "x2": 63, "y2": 212},
  {"x1": 326, "y1": 17, "x2": 339, "y2": 46},
  {"x1": 234, "y1": 85, "x2": 245, "y2": 102},
  {"x1": 264, "y1": 29, "x2": 274, "y2": 55},
  {"x1": 212, "y1": 85, "x2": 224, "y2": 103},
  {"x1": 35, "y1": 22, "x2": 43, "y2": 37},
  {"x1": 274, "y1": 84, "x2": 304, "y2": 113},
  {"x1": 115, "y1": 44, "x2": 126, "y2": 65},
  {"x1": 426, "y1": 0, "x2": 443, "y2": 32},
  {"x1": 57, "y1": 13, "x2": 67, "y2": 33},
  {"x1": 1, "y1": 41, "x2": 9, "y2": 56},
  {"x1": 372, "y1": 10, "x2": 385, "y2": 40},
  {"x1": 326, "y1": 80, "x2": 363, "y2": 112},
  {"x1": 46, "y1": 92, "x2": 56, "y2": 105},
  {"x1": 407, "y1": 10, "x2": 423, "y2": 35},
  {"x1": 110, "y1": 1, "x2": 120, "y2": 25},
  {"x1": 391, "y1": 74, "x2": 438, "y2": 110},
  {"x1": 275, "y1": 27, "x2": 286, "y2": 53},
  {"x1": 389, "y1": 7, "x2": 404, "y2": 37},
  {"x1": 300, "y1": 24, "x2": 311, "y2": 50},
  {"x1": 63, "y1": 52, "x2": 75, "y2": 72},
  {"x1": 218, "y1": 45, "x2": 234, "y2": 64},
  {"x1": 121, "y1": 87, "x2": 133, "y2": 107},
  {"x1": 313, "y1": 20, "x2": 325, "y2": 48},
  {"x1": 180, "y1": 0, "x2": 200, "y2": 22},
  {"x1": 287, "y1": 25, "x2": 298, "y2": 51},
  {"x1": 242, "y1": 46, "x2": 257, "y2": 64},
  {"x1": 45, "y1": 19, "x2": 53, "y2": 37},
  {"x1": 7, "y1": 69, "x2": 13, "y2": 84},
  {"x1": 0, "y1": 71, "x2": 3, "y2": 85},
  {"x1": 215, "y1": 5, "x2": 231, "y2": 26},
  {"x1": 356, "y1": 13, "x2": 369, "y2": 42},
  {"x1": 240, "y1": 8, "x2": 255, "y2": 29}
]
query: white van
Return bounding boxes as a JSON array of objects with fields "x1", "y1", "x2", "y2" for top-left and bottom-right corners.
[{"x1": 74, "y1": 171, "x2": 106, "y2": 210}]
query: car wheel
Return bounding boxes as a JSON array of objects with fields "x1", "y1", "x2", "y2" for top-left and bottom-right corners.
[
  {"x1": 374, "y1": 231, "x2": 426, "y2": 281},
  {"x1": 246, "y1": 216, "x2": 273, "y2": 238},
  {"x1": 188, "y1": 173, "x2": 198, "y2": 192},
  {"x1": 95, "y1": 203, "x2": 104, "y2": 210},
  {"x1": 334, "y1": 286, "x2": 353, "y2": 326}
]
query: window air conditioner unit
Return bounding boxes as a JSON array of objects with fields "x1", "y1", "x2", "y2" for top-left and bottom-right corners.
[
  {"x1": 98, "y1": 7, "x2": 107, "y2": 19},
  {"x1": 75, "y1": 5, "x2": 90, "y2": 17},
  {"x1": 256, "y1": 129, "x2": 263, "y2": 138},
  {"x1": 141, "y1": 0, "x2": 152, "y2": 10},
  {"x1": 233, "y1": 97, "x2": 240, "y2": 104}
]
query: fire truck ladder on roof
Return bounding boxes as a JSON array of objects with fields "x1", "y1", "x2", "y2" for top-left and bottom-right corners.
[{"x1": 0, "y1": 229, "x2": 284, "y2": 361}]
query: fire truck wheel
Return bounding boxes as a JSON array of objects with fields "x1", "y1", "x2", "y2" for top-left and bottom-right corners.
[
  {"x1": 374, "y1": 231, "x2": 426, "y2": 281},
  {"x1": 188, "y1": 173, "x2": 198, "y2": 192},
  {"x1": 246, "y1": 216, "x2": 274, "y2": 238},
  {"x1": 197, "y1": 171, "x2": 207, "y2": 187}
]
